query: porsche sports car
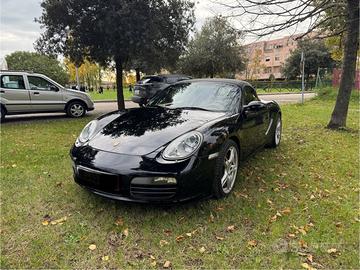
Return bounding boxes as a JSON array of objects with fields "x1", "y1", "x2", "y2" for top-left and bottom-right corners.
[{"x1": 70, "y1": 79, "x2": 282, "y2": 203}]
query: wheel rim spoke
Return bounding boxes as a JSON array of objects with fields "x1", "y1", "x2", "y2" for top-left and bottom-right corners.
[{"x1": 221, "y1": 146, "x2": 238, "y2": 194}]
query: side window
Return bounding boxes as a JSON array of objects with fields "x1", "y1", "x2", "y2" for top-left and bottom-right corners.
[
  {"x1": 1, "y1": 75, "x2": 25, "y2": 89},
  {"x1": 27, "y1": 76, "x2": 57, "y2": 91},
  {"x1": 243, "y1": 86, "x2": 258, "y2": 105}
]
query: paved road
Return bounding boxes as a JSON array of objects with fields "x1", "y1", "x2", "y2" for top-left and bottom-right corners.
[{"x1": 4, "y1": 93, "x2": 315, "y2": 122}]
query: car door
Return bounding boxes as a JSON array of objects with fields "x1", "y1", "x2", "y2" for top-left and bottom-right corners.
[
  {"x1": 0, "y1": 74, "x2": 32, "y2": 112},
  {"x1": 238, "y1": 85, "x2": 268, "y2": 155},
  {"x1": 26, "y1": 75, "x2": 65, "y2": 111}
]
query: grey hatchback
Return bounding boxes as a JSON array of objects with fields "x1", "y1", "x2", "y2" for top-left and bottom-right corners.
[
  {"x1": 0, "y1": 71, "x2": 94, "y2": 121},
  {"x1": 131, "y1": 74, "x2": 191, "y2": 106}
]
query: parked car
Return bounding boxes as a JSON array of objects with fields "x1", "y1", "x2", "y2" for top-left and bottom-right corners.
[
  {"x1": 131, "y1": 74, "x2": 191, "y2": 106},
  {"x1": 0, "y1": 71, "x2": 94, "y2": 121},
  {"x1": 71, "y1": 79, "x2": 281, "y2": 203}
]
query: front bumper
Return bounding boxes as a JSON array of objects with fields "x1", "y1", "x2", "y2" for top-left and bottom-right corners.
[
  {"x1": 70, "y1": 145, "x2": 216, "y2": 203},
  {"x1": 131, "y1": 95, "x2": 146, "y2": 104}
]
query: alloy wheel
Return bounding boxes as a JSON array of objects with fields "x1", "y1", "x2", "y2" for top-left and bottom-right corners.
[
  {"x1": 70, "y1": 104, "x2": 84, "y2": 117},
  {"x1": 221, "y1": 146, "x2": 238, "y2": 194},
  {"x1": 275, "y1": 118, "x2": 282, "y2": 145}
]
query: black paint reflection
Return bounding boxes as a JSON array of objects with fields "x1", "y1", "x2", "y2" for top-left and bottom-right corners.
[{"x1": 101, "y1": 107, "x2": 186, "y2": 138}]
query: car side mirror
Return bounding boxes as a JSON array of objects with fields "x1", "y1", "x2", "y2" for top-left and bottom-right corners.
[
  {"x1": 243, "y1": 100, "x2": 264, "y2": 112},
  {"x1": 50, "y1": 85, "x2": 59, "y2": 92}
]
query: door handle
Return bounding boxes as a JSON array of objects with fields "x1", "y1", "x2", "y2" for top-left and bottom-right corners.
[{"x1": 33, "y1": 92, "x2": 40, "y2": 95}]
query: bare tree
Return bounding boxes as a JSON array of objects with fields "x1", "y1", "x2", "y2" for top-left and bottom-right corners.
[{"x1": 219, "y1": 0, "x2": 359, "y2": 129}]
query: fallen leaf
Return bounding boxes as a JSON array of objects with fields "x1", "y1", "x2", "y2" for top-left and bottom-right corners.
[
  {"x1": 299, "y1": 239, "x2": 308, "y2": 248},
  {"x1": 176, "y1": 235, "x2": 184, "y2": 242},
  {"x1": 150, "y1": 255, "x2": 156, "y2": 260},
  {"x1": 123, "y1": 228, "x2": 129, "y2": 237},
  {"x1": 101, "y1": 255, "x2": 109, "y2": 261},
  {"x1": 288, "y1": 233, "x2": 296, "y2": 238},
  {"x1": 307, "y1": 254, "x2": 313, "y2": 263},
  {"x1": 267, "y1": 199, "x2": 273, "y2": 205},
  {"x1": 247, "y1": 240, "x2": 257, "y2": 247},
  {"x1": 42, "y1": 220, "x2": 49, "y2": 226},
  {"x1": 226, "y1": 225, "x2": 235, "y2": 232},
  {"x1": 199, "y1": 246, "x2": 206, "y2": 253},
  {"x1": 159, "y1": 240, "x2": 169, "y2": 246},
  {"x1": 327, "y1": 248, "x2": 337, "y2": 254},
  {"x1": 114, "y1": 217, "x2": 124, "y2": 226},
  {"x1": 50, "y1": 216, "x2": 67, "y2": 225},
  {"x1": 298, "y1": 228, "x2": 307, "y2": 235},
  {"x1": 209, "y1": 213, "x2": 215, "y2": 223},
  {"x1": 215, "y1": 236, "x2": 224, "y2": 241},
  {"x1": 150, "y1": 260, "x2": 157, "y2": 267},
  {"x1": 89, "y1": 244, "x2": 96, "y2": 251},
  {"x1": 185, "y1": 232, "x2": 192, "y2": 237},
  {"x1": 281, "y1": 207, "x2": 291, "y2": 214},
  {"x1": 163, "y1": 260, "x2": 171, "y2": 268},
  {"x1": 12, "y1": 164, "x2": 17, "y2": 168},
  {"x1": 301, "y1": 262, "x2": 316, "y2": 270}
]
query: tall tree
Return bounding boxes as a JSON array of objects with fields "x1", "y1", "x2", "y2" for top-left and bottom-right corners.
[
  {"x1": 5, "y1": 51, "x2": 68, "y2": 85},
  {"x1": 282, "y1": 39, "x2": 336, "y2": 79},
  {"x1": 219, "y1": 0, "x2": 359, "y2": 129},
  {"x1": 179, "y1": 16, "x2": 245, "y2": 78},
  {"x1": 36, "y1": 0, "x2": 194, "y2": 109}
]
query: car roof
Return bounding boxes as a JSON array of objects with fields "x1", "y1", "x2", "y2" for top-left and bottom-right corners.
[
  {"x1": 174, "y1": 78, "x2": 251, "y2": 87},
  {"x1": 0, "y1": 70, "x2": 43, "y2": 76},
  {"x1": 144, "y1": 74, "x2": 190, "y2": 78}
]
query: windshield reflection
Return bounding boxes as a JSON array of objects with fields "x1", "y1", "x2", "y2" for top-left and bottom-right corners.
[{"x1": 148, "y1": 82, "x2": 240, "y2": 112}]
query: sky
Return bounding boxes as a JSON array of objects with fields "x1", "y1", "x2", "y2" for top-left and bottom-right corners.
[{"x1": 0, "y1": 0, "x2": 308, "y2": 59}]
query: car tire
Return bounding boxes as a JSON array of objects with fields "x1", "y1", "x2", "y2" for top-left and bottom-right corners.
[
  {"x1": 212, "y1": 139, "x2": 239, "y2": 199},
  {"x1": 266, "y1": 114, "x2": 282, "y2": 148},
  {"x1": 0, "y1": 106, "x2": 6, "y2": 122},
  {"x1": 66, "y1": 101, "x2": 86, "y2": 118}
]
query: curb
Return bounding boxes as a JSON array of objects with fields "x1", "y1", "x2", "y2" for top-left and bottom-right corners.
[
  {"x1": 94, "y1": 99, "x2": 131, "y2": 103},
  {"x1": 258, "y1": 91, "x2": 315, "y2": 96}
]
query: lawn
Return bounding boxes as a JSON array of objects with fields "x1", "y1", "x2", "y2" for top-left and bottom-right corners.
[
  {"x1": 1, "y1": 96, "x2": 359, "y2": 268},
  {"x1": 88, "y1": 88, "x2": 133, "y2": 101}
]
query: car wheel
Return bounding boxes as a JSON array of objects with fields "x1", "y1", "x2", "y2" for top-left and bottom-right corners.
[
  {"x1": 0, "y1": 106, "x2": 6, "y2": 122},
  {"x1": 66, "y1": 101, "x2": 86, "y2": 118},
  {"x1": 267, "y1": 114, "x2": 282, "y2": 148},
  {"x1": 212, "y1": 140, "x2": 239, "y2": 198}
]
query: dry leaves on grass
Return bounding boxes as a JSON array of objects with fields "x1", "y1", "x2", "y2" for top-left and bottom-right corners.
[
  {"x1": 101, "y1": 255, "x2": 109, "y2": 261},
  {"x1": 247, "y1": 240, "x2": 257, "y2": 247},
  {"x1": 41, "y1": 215, "x2": 67, "y2": 226},
  {"x1": 199, "y1": 247, "x2": 206, "y2": 254},
  {"x1": 159, "y1": 239, "x2": 169, "y2": 247},
  {"x1": 163, "y1": 260, "x2": 171, "y2": 268},
  {"x1": 114, "y1": 217, "x2": 124, "y2": 226},
  {"x1": 226, "y1": 225, "x2": 236, "y2": 233},
  {"x1": 89, "y1": 244, "x2": 96, "y2": 251}
]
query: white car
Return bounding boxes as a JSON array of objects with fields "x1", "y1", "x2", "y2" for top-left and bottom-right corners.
[{"x1": 0, "y1": 71, "x2": 94, "y2": 121}]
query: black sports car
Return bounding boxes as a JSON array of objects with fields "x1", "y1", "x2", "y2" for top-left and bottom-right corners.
[{"x1": 70, "y1": 79, "x2": 282, "y2": 203}]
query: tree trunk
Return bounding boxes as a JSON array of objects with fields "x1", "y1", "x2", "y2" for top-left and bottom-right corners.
[
  {"x1": 115, "y1": 57, "x2": 125, "y2": 110},
  {"x1": 327, "y1": 0, "x2": 359, "y2": 129},
  {"x1": 135, "y1": 68, "x2": 141, "y2": 82}
]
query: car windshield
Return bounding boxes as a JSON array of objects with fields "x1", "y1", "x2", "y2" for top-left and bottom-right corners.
[{"x1": 147, "y1": 81, "x2": 240, "y2": 112}]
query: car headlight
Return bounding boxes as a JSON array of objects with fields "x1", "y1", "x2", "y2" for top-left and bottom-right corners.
[
  {"x1": 162, "y1": 131, "x2": 203, "y2": 160},
  {"x1": 75, "y1": 120, "x2": 98, "y2": 146}
]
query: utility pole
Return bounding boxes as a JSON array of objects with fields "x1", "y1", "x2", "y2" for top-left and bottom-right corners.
[{"x1": 300, "y1": 51, "x2": 305, "y2": 104}]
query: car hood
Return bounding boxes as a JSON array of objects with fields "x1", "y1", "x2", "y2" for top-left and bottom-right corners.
[{"x1": 88, "y1": 107, "x2": 226, "y2": 155}]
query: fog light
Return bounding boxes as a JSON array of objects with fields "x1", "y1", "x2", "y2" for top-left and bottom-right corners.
[{"x1": 153, "y1": 177, "x2": 177, "y2": 184}]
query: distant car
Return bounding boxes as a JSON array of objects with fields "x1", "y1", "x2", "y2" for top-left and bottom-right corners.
[
  {"x1": 131, "y1": 74, "x2": 191, "y2": 106},
  {"x1": 0, "y1": 71, "x2": 94, "y2": 121},
  {"x1": 71, "y1": 79, "x2": 282, "y2": 203}
]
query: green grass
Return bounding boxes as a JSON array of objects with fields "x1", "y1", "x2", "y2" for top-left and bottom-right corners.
[
  {"x1": 88, "y1": 88, "x2": 133, "y2": 101},
  {"x1": 1, "y1": 98, "x2": 359, "y2": 268}
]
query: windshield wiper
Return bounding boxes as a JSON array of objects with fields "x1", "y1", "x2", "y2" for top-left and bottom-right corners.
[{"x1": 175, "y1": 106, "x2": 213, "y2": 111}]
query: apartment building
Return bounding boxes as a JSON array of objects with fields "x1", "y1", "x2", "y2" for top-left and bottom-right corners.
[{"x1": 238, "y1": 34, "x2": 302, "y2": 80}]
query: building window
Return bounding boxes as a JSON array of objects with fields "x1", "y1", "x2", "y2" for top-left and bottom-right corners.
[
  {"x1": 274, "y1": 44, "x2": 283, "y2": 49},
  {"x1": 275, "y1": 56, "x2": 280, "y2": 61},
  {"x1": 265, "y1": 57, "x2": 271, "y2": 62},
  {"x1": 265, "y1": 67, "x2": 272, "y2": 73}
]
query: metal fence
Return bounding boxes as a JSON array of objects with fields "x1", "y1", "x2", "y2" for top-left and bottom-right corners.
[{"x1": 248, "y1": 80, "x2": 332, "y2": 92}]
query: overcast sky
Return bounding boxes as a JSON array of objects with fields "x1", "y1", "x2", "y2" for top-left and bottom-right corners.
[{"x1": 0, "y1": 0, "x2": 308, "y2": 59}]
